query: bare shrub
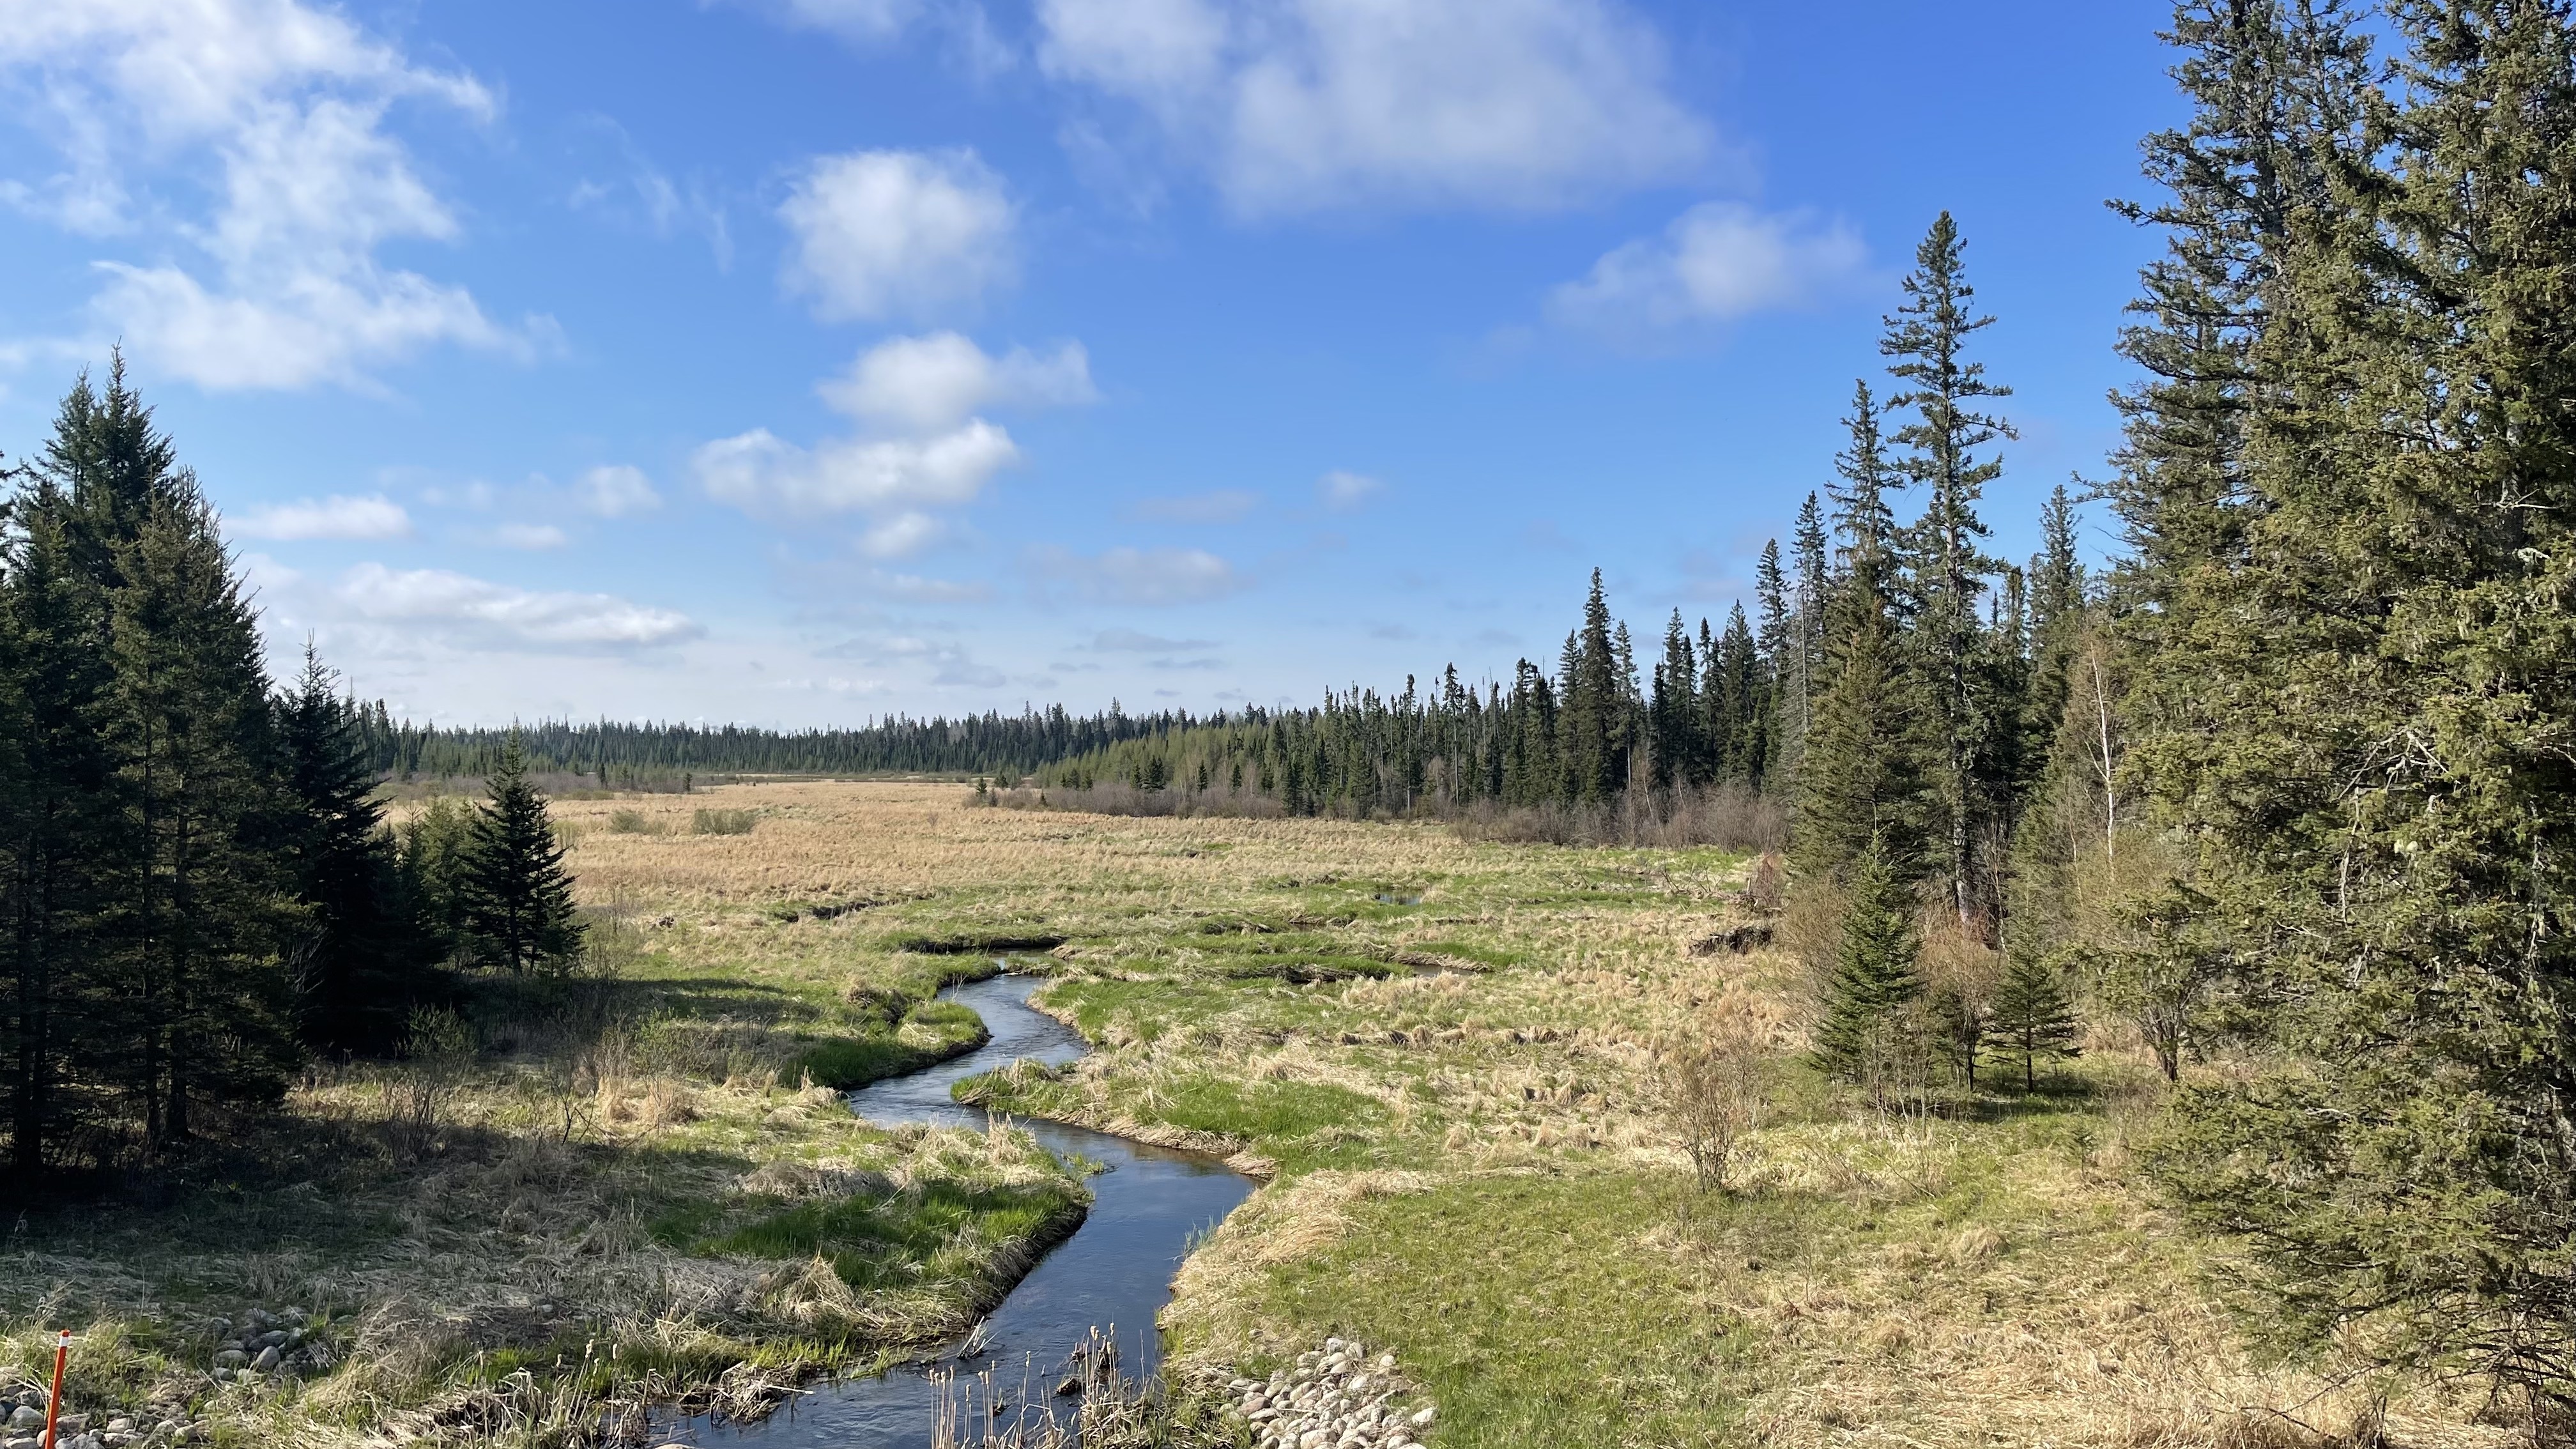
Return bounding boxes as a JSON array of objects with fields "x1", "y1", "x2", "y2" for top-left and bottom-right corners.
[
  {"x1": 383, "y1": 1006, "x2": 473, "y2": 1161},
  {"x1": 692, "y1": 808, "x2": 758, "y2": 835},
  {"x1": 1454, "y1": 786, "x2": 1784, "y2": 850},
  {"x1": 1740, "y1": 852, "x2": 1786, "y2": 915},
  {"x1": 1660, "y1": 996, "x2": 1773, "y2": 1192},
  {"x1": 1777, "y1": 878, "x2": 1851, "y2": 1027},
  {"x1": 579, "y1": 892, "x2": 648, "y2": 980},
  {"x1": 990, "y1": 783, "x2": 1284, "y2": 819},
  {"x1": 1917, "y1": 910, "x2": 2002, "y2": 1092},
  {"x1": 606, "y1": 808, "x2": 666, "y2": 834}
]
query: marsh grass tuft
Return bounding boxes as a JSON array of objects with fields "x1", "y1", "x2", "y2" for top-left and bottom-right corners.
[{"x1": 692, "y1": 808, "x2": 758, "y2": 836}]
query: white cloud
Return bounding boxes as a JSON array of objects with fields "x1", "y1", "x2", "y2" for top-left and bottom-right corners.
[
  {"x1": 1036, "y1": 0, "x2": 1708, "y2": 215},
  {"x1": 335, "y1": 563, "x2": 700, "y2": 649},
  {"x1": 702, "y1": 333, "x2": 1094, "y2": 546},
  {"x1": 820, "y1": 332, "x2": 1096, "y2": 433},
  {"x1": 1031, "y1": 544, "x2": 1245, "y2": 604},
  {"x1": 1317, "y1": 469, "x2": 1379, "y2": 511},
  {"x1": 488, "y1": 523, "x2": 570, "y2": 550},
  {"x1": 693, "y1": 420, "x2": 1022, "y2": 517},
  {"x1": 1547, "y1": 202, "x2": 1868, "y2": 334},
  {"x1": 236, "y1": 551, "x2": 302, "y2": 592},
  {"x1": 855, "y1": 510, "x2": 951, "y2": 559},
  {"x1": 576, "y1": 464, "x2": 661, "y2": 518},
  {"x1": 756, "y1": 0, "x2": 924, "y2": 43},
  {"x1": 230, "y1": 493, "x2": 411, "y2": 540},
  {"x1": 778, "y1": 149, "x2": 1015, "y2": 322},
  {"x1": 0, "y1": 1, "x2": 540, "y2": 389},
  {"x1": 861, "y1": 569, "x2": 991, "y2": 602}
]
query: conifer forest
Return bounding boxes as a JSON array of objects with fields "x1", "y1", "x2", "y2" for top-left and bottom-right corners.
[{"x1": 6, "y1": 3, "x2": 2576, "y2": 1446}]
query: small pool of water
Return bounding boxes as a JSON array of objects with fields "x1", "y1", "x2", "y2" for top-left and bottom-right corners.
[{"x1": 649, "y1": 974, "x2": 1254, "y2": 1447}]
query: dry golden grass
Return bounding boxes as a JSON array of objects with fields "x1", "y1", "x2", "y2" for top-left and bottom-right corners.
[
  {"x1": 41, "y1": 780, "x2": 2499, "y2": 1448},
  {"x1": 551, "y1": 783, "x2": 2507, "y2": 1449}
]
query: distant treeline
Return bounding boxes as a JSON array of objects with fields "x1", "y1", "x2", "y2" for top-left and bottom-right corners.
[{"x1": 360, "y1": 709, "x2": 1219, "y2": 786}]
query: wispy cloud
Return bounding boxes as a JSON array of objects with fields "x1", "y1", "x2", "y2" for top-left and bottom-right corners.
[
  {"x1": 574, "y1": 464, "x2": 661, "y2": 518},
  {"x1": 1318, "y1": 469, "x2": 1380, "y2": 511},
  {"x1": 1030, "y1": 544, "x2": 1245, "y2": 605},
  {"x1": 1034, "y1": 0, "x2": 1711, "y2": 217},
  {"x1": 1548, "y1": 202, "x2": 1867, "y2": 336},
  {"x1": 1, "y1": 0, "x2": 553, "y2": 389},
  {"x1": 1087, "y1": 627, "x2": 1218, "y2": 652},
  {"x1": 231, "y1": 493, "x2": 411, "y2": 541},
  {"x1": 820, "y1": 332, "x2": 1095, "y2": 433},
  {"x1": 335, "y1": 564, "x2": 700, "y2": 649}
]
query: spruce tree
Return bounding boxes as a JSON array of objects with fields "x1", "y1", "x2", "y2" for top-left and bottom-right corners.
[
  {"x1": 1777, "y1": 493, "x2": 1831, "y2": 785},
  {"x1": 1649, "y1": 610, "x2": 1700, "y2": 789},
  {"x1": 1561, "y1": 575, "x2": 1621, "y2": 803},
  {"x1": 1813, "y1": 833, "x2": 1925, "y2": 1097},
  {"x1": 1716, "y1": 605, "x2": 1763, "y2": 786},
  {"x1": 1984, "y1": 946, "x2": 2081, "y2": 1092},
  {"x1": 0, "y1": 470, "x2": 116, "y2": 1171},
  {"x1": 460, "y1": 737, "x2": 584, "y2": 974},
  {"x1": 1797, "y1": 392, "x2": 1935, "y2": 886},
  {"x1": 279, "y1": 643, "x2": 424, "y2": 1052},
  {"x1": 1882, "y1": 213, "x2": 2014, "y2": 931},
  {"x1": 104, "y1": 477, "x2": 296, "y2": 1144},
  {"x1": 2132, "y1": 0, "x2": 2576, "y2": 1409}
]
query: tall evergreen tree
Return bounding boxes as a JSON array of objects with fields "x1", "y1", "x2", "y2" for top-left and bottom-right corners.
[
  {"x1": 1649, "y1": 610, "x2": 1700, "y2": 789},
  {"x1": 1, "y1": 469, "x2": 120, "y2": 1171},
  {"x1": 1561, "y1": 572, "x2": 1623, "y2": 803},
  {"x1": 102, "y1": 479, "x2": 296, "y2": 1144},
  {"x1": 279, "y1": 644, "x2": 425, "y2": 1052},
  {"x1": 1794, "y1": 548, "x2": 1932, "y2": 885},
  {"x1": 2133, "y1": 0, "x2": 2576, "y2": 1409},
  {"x1": 1883, "y1": 213, "x2": 2015, "y2": 931},
  {"x1": 1777, "y1": 493, "x2": 1832, "y2": 783},
  {"x1": 461, "y1": 738, "x2": 585, "y2": 974},
  {"x1": 1717, "y1": 605, "x2": 1763, "y2": 785},
  {"x1": 1799, "y1": 385, "x2": 1936, "y2": 884}
]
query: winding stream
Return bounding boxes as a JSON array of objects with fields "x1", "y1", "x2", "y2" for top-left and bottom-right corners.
[{"x1": 651, "y1": 973, "x2": 1256, "y2": 1447}]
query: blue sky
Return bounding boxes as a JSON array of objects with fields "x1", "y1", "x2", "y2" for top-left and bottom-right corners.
[{"x1": 0, "y1": 0, "x2": 2179, "y2": 726}]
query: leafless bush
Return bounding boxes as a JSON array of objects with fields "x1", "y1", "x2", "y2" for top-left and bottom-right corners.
[
  {"x1": 1660, "y1": 997, "x2": 1773, "y2": 1192},
  {"x1": 1740, "y1": 852, "x2": 1786, "y2": 914},
  {"x1": 987, "y1": 783, "x2": 1284, "y2": 818},
  {"x1": 383, "y1": 1006, "x2": 473, "y2": 1162},
  {"x1": 1454, "y1": 786, "x2": 1784, "y2": 850}
]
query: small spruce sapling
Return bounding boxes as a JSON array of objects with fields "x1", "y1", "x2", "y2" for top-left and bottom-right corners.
[
  {"x1": 1986, "y1": 946, "x2": 2082, "y2": 1092},
  {"x1": 459, "y1": 737, "x2": 585, "y2": 974}
]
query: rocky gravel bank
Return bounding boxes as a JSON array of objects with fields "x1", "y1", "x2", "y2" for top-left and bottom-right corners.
[{"x1": 1229, "y1": 1338, "x2": 1435, "y2": 1449}]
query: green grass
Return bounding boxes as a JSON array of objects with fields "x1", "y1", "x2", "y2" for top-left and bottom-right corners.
[
  {"x1": 709, "y1": 1177, "x2": 1087, "y2": 1293},
  {"x1": 1257, "y1": 1172, "x2": 1755, "y2": 1448},
  {"x1": 791, "y1": 1000, "x2": 989, "y2": 1088}
]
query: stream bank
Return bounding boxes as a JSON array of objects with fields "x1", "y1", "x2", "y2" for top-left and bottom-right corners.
[{"x1": 650, "y1": 974, "x2": 1255, "y2": 1448}]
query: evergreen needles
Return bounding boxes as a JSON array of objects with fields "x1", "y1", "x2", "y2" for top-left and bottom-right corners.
[
  {"x1": 460, "y1": 739, "x2": 585, "y2": 974},
  {"x1": 1812, "y1": 836, "x2": 1926, "y2": 1105}
]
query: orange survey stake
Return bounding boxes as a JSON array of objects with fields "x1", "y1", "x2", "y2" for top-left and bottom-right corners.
[{"x1": 43, "y1": 1328, "x2": 65, "y2": 1449}]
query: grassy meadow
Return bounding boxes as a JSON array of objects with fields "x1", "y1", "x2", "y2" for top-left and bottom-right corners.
[{"x1": 0, "y1": 780, "x2": 2515, "y2": 1447}]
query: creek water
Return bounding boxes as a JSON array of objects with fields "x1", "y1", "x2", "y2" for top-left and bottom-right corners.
[{"x1": 649, "y1": 972, "x2": 1255, "y2": 1447}]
